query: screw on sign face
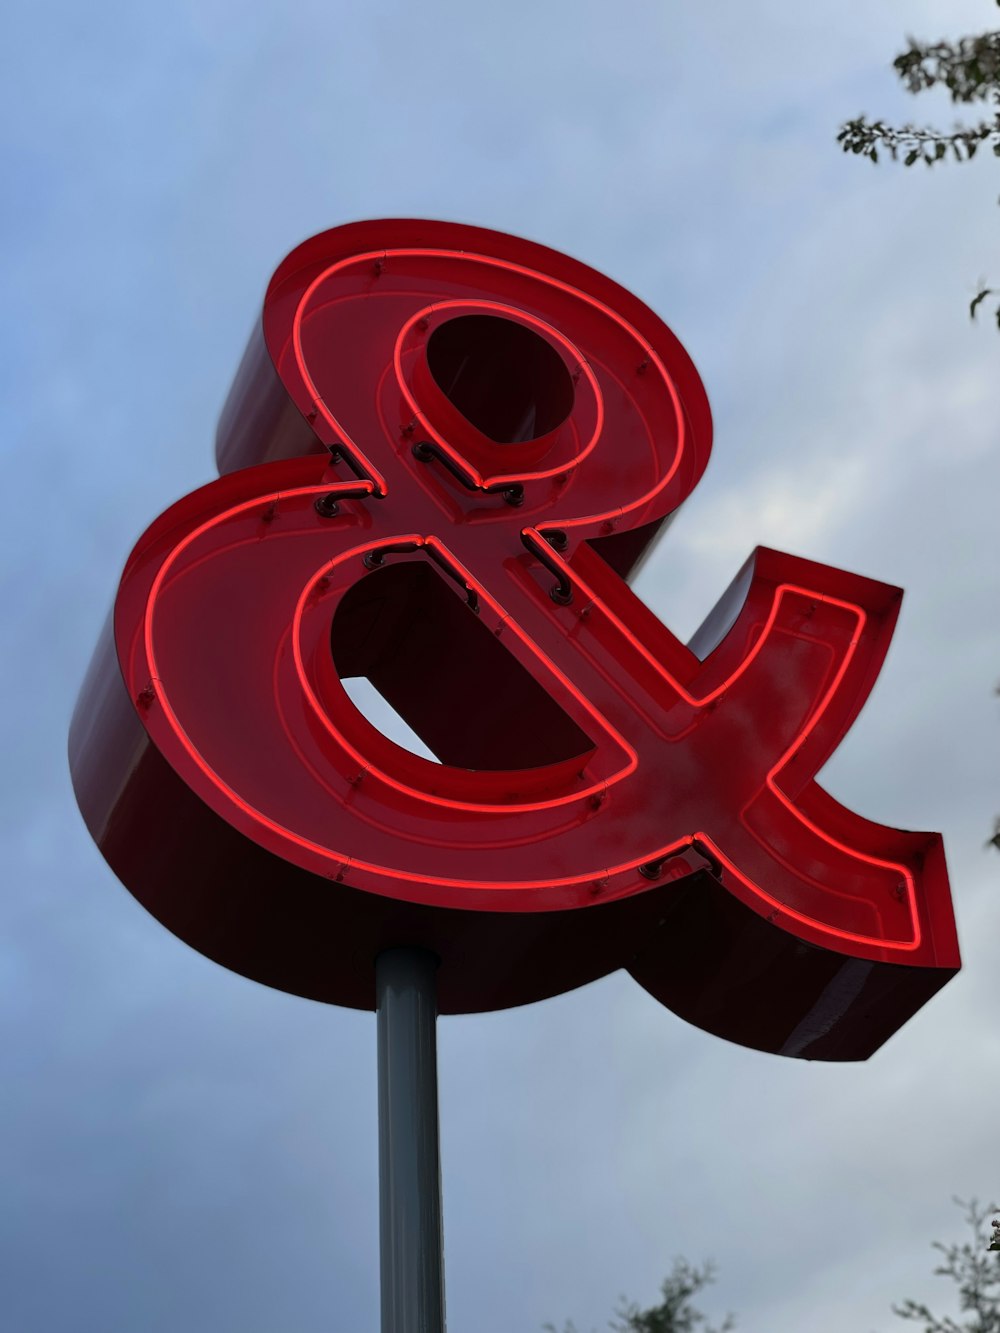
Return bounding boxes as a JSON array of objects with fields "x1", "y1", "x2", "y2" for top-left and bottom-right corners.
[{"x1": 70, "y1": 219, "x2": 959, "y2": 1059}]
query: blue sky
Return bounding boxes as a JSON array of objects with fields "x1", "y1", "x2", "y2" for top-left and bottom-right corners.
[{"x1": 2, "y1": 1, "x2": 998, "y2": 1329}]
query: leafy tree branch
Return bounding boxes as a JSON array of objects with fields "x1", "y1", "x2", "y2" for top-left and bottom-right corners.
[
  {"x1": 544, "y1": 1201, "x2": 1000, "y2": 1331},
  {"x1": 836, "y1": 11, "x2": 1000, "y2": 328},
  {"x1": 892, "y1": 1199, "x2": 1000, "y2": 1333}
]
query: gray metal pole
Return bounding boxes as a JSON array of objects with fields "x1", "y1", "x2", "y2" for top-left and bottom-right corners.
[{"x1": 376, "y1": 948, "x2": 446, "y2": 1333}]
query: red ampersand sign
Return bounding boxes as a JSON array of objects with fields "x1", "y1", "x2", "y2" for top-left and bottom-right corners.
[{"x1": 70, "y1": 220, "x2": 959, "y2": 1058}]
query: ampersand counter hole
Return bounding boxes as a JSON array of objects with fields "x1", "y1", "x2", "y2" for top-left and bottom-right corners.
[
  {"x1": 426, "y1": 314, "x2": 575, "y2": 445},
  {"x1": 330, "y1": 560, "x2": 594, "y2": 769},
  {"x1": 341, "y1": 678, "x2": 440, "y2": 763}
]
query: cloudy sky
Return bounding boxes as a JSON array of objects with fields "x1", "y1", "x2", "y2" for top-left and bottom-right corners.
[{"x1": 2, "y1": 0, "x2": 998, "y2": 1329}]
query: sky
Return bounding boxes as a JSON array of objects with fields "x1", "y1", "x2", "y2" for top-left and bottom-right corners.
[{"x1": 2, "y1": 1, "x2": 998, "y2": 1330}]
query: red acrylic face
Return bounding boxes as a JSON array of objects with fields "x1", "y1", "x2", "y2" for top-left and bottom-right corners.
[{"x1": 70, "y1": 219, "x2": 959, "y2": 1059}]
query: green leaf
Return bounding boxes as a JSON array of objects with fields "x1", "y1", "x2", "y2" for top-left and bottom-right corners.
[{"x1": 905, "y1": 148, "x2": 920, "y2": 165}]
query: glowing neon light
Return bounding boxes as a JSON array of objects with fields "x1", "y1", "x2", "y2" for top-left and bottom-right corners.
[
  {"x1": 289, "y1": 247, "x2": 687, "y2": 524},
  {"x1": 70, "y1": 218, "x2": 958, "y2": 1053}
]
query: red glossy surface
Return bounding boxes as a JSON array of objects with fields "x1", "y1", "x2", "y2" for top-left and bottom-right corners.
[{"x1": 70, "y1": 219, "x2": 959, "y2": 1057}]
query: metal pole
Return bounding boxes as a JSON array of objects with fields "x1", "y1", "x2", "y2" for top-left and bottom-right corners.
[{"x1": 376, "y1": 948, "x2": 446, "y2": 1333}]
